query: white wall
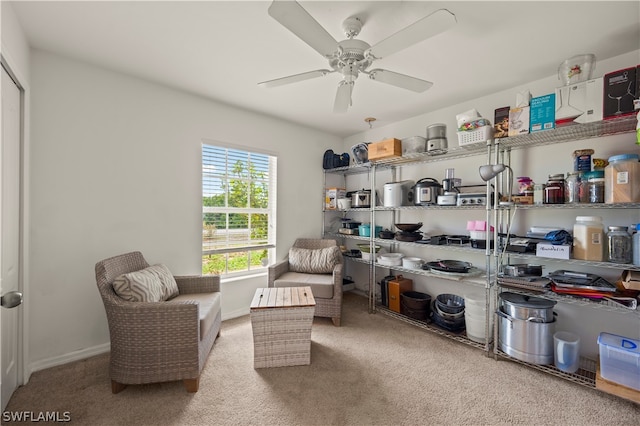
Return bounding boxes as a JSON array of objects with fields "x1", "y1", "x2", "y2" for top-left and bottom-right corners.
[
  {"x1": 27, "y1": 50, "x2": 341, "y2": 372},
  {"x1": 338, "y1": 51, "x2": 640, "y2": 358}
]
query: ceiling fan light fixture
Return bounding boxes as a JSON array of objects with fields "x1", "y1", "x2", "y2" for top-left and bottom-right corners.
[{"x1": 262, "y1": 0, "x2": 456, "y2": 111}]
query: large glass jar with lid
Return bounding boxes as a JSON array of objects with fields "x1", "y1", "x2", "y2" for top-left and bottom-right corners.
[
  {"x1": 544, "y1": 174, "x2": 565, "y2": 204},
  {"x1": 564, "y1": 171, "x2": 583, "y2": 203},
  {"x1": 606, "y1": 226, "x2": 632, "y2": 264}
]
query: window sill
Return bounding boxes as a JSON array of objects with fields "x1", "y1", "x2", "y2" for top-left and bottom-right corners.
[{"x1": 220, "y1": 271, "x2": 267, "y2": 285}]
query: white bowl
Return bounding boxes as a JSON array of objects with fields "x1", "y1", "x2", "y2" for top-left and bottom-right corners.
[
  {"x1": 378, "y1": 253, "x2": 404, "y2": 266},
  {"x1": 402, "y1": 257, "x2": 424, "y2": 269}
]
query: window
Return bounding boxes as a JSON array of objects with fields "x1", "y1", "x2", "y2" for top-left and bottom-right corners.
[{"x1": 202, "y1": 143, "x2": 276, "y2": 276}]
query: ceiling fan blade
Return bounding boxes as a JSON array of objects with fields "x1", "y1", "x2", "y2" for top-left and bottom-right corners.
[
  {"x1": 367, "y1": 69, "x2": 433, "y2": 92},
  {"x1": 268, "y1": 0, "x2": 338, "y2": 58},
  {"x1": 367, "y1": 9, "x2": 456, "y2": 59},
  {"x1": 333, "y1": 81, "x2": 353, "y2": 113},
  {"x1": 258, "y1": 69, "x2": 334, "y2": 88}
]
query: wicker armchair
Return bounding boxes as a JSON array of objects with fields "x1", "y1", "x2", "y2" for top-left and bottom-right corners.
[
  {"x1": 268, "y1": 238, "x2": 343, "y2": 326},
  {"x1": 95, "y1": 251, "x2": 221, "y2": 393}
]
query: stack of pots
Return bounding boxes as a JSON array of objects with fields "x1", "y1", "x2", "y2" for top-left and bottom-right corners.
[
  {"x1": 497, "y1": 292, "x2": 557, "y2": 365},
  {"x1": 464, "y1": 291, "x2": 493, "y2": 344},
  {"x1": 432, "y1": 293, "x2": 465, "y2": 332}
]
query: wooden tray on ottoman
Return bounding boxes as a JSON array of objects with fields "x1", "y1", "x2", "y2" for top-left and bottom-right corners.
[{"x1": 250, "y1": 287, "x2": 316, "y2": 369}]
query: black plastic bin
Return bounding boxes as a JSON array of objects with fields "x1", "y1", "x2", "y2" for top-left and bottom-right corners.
[{"x1": 400, "y1": 291, "x2": 432, "y2": 321}]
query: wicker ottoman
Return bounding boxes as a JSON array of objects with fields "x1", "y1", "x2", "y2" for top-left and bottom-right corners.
[{"x1": 250, "y1": 286, "x2": 316, "y2": 368}]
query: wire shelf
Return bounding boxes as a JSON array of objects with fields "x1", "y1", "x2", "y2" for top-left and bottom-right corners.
[
  {"x1": 496, "y1": 285, "x2": 640, "y2": 316},
  {"x1": 376, "y1": 305, "x2": 490, "y2": 351},
  {"x1": 495, "y1": 349, "x2": 597, "y2": 388},
  {"x1": 496, "y1": 115, "x2": 637, "y2": 150},
  {"x1": 502, "y1": 202, "x2": 640, "y2": 210}
]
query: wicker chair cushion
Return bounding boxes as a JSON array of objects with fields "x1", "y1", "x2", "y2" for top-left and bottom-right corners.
[
  {"x1": 112, "y1": 264, "x2": 179, "y2": 302},
  {"x1": 288, "y1": 246, "x2": 342, "y2": 274},
  {"x1": 171, "y1": 292, "x2": 221, "y2": 341},
  {"x1": 272, "y1": 272, "x2": 334, "y2": 298}
]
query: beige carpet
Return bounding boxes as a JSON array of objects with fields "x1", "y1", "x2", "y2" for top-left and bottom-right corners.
[{"x1": 5, "y1": 293, "x2": 639, "y2": 425}]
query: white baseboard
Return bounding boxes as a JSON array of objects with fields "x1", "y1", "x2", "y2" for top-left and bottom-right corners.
[
  {"x1": 222, "y1": 307, "x2": 249, "y2": 321},
  {"x1": 27, "y1": 343, "x2": 111, "y2": 380},
  {"x1": 25, "y1": 311, "x2": 247, "y2": 383}
]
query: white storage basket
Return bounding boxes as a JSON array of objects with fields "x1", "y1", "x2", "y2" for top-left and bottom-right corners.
[{"x1": 457, "y1": 126, "x2": 494, "y2": 148}]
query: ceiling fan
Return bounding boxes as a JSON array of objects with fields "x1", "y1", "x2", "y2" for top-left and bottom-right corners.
[{"x1": 258, "y1": 0, "x2": 457, "y2": 113}]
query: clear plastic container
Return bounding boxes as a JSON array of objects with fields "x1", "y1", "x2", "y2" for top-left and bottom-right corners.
[
  {"x1": 604, "y1": 154, "x2": 640, "y2": 203},
  {"x1": 573, "y1": 216, "x2": 604, "y2": 261}
]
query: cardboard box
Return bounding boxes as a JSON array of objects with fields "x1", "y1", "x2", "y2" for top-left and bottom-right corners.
[
  {"x1": 621, "y1": 270, "x2": 640, "y2": 291},
  {"x1": 536, "y1": 242, "x2": 570, "y2": 259},
  {"x1": 530, "y1": 94, "x2": 556, "y2": 132},
  {"x1": 494, "y1": 106, "x2": 510, "y2": 138},
  {"x1": 387, "y1": 276, "x2": 413, "y2": 313},
  {"x1": 555, "y1": 78, "x2": 604, "y2": 125},
  {"x1": 508, "y1": 106, "x2": 530, "y2": 136},
  {"x1": 368, "y1": 138, "x2": 402, "y2": 161},
  {"x1": 325, "y1": 187, "x2": 346, "y2": 210},
  {"x1": 603, "y1": 66, "x2": 638, "y2": 119}
]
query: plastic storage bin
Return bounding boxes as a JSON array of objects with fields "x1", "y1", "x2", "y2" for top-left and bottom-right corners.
[{"x1": 597, "y1": 332, "x2": 640, "y2": 391}]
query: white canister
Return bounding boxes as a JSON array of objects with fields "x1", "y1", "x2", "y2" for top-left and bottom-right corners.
[{"x1": 383, "y1": 181, "x2": 414, "y2": 207}]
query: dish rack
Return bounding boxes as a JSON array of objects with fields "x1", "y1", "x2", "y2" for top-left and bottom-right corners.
[{"x1": 457, "y1": 125, "x2": 494, "y2": 148}]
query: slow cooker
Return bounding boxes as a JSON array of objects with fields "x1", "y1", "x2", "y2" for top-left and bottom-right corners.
[{"x1": 412, "y1": 178, "x2": 443, "y2": 205}]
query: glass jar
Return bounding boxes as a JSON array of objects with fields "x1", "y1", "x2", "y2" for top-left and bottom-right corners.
[
  {"x1": 533, "y1": 184, "x2": 545, "y2": 205},
  {"x1": 607, "y1": 226, "x2": 632, "y2": 264},
  {"x1": 544, "y1": 174, "x2": 565, "y2": 204},
  {"x1": 564, "y1": 171, "x2": 583, "y2": 203},
  {"x1": 573, "y1": 216, "x2": 604, "y2": 261},
  {"x1": 584, "y1": 170, "x2": 605, "y2": 203},
  {"x1": 604, "y1": 153, "x2": 640, "y2": 203}
]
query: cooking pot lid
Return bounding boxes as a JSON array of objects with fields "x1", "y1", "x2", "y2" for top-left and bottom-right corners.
[{"x1": 499, "y1": 292, "x2": 556, "y2": 308}]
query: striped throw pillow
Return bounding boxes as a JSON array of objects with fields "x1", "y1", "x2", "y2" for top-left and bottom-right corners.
[
  {"x1": 112, "y1": 264, "x2": 179, "y2": 302},
  {"x1": 289, "y1": 246, "x2": 342, "y2": 274}
]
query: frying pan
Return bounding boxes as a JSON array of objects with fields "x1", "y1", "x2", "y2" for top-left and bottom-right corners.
[
  {"x1": 394, "y1": 223, "x2": 423, "y2": 232},
  {"x1": 424, "y1": 260, "x2": 472, "y2": 273}
]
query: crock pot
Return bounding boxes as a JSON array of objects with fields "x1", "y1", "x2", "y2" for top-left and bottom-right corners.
[
  {"x1": 350, "y1": 189, "x2": 371, "y2": 208},
  {"x1": 412, "y1": 178, "x2": 443, "y2": 206}
]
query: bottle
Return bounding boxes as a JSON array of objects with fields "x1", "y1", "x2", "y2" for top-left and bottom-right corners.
[
  {"x1": 606, "y1": 226, "x2": 632, "y2": 264},
  {"x1": 573, "y1": 216, "x2": 604, "y2": 261},
  {"x1": 633, "y1": 224, "x2": 640, "y2": 266}
]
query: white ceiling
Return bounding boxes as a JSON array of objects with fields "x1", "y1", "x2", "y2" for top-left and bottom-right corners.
[{"x1": 9, "y1": 1, "x2": 640, "y2": 137}]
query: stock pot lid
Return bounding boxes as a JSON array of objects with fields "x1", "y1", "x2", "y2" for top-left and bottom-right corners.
[{"x1": 500, "y1": 292, "x2": 556, "y2": 309}]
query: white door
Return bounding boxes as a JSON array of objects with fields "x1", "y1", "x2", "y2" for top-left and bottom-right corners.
[{"x1": 1, "y1": 63, "x2": 23, "y2": 410}]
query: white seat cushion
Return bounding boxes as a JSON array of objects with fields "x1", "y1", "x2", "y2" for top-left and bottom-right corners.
[{"x1": 273, "y1": 271, "x2": 334, "y2": 299}]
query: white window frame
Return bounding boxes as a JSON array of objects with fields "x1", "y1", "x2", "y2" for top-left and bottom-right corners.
[{"x1": 202, "y1": 142, "x2": 276, "y2": 277}]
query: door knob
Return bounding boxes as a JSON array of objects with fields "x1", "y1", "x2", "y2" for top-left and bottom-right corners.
[{"x1": 1, "y1": 291, "x2": 23, "y2": 309}]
